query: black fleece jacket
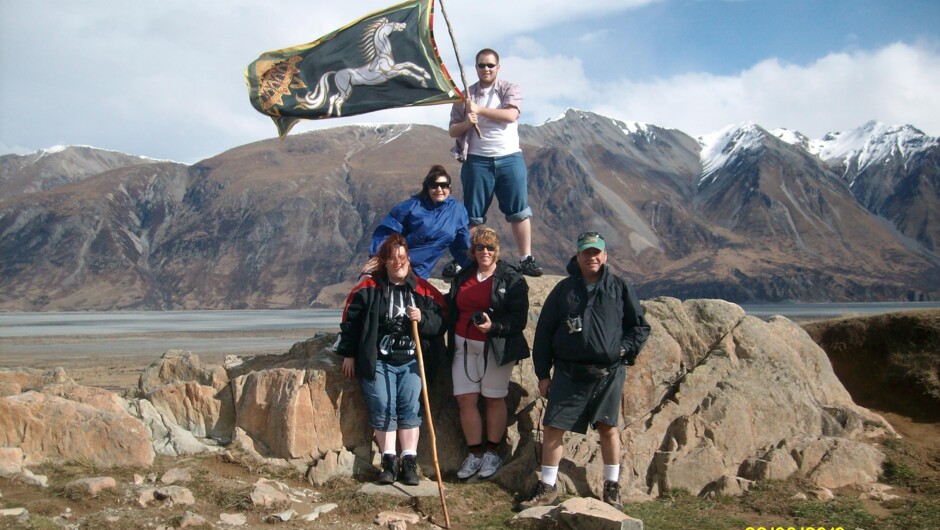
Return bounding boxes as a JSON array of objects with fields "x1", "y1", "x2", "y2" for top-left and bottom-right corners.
[
  {"x1": 334, "y1": 272, "x2": 446, "y2": 380},
  {"x1": 532, "y1": 256, "x2": 650, "y2": 380},
  {"x1": 446, "y1": 259, "x2": 530, "y2": 366}
]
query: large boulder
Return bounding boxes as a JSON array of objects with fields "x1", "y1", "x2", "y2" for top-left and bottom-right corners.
[
  {"x1": 138, "y1": 350, "x2": 234, "y2": 443},
  {"x1": 0, "y1": 390, "x2": 154, "y2": 468},
  {"x1": 226, "y1": 336, "x2": 370, "y2": 460},
  {"x1": 526, "y1": 298, "x2": 893, "y2": 499},
  {"x1": 0, "y1": 367, "x2": 72, "y2": 397}
]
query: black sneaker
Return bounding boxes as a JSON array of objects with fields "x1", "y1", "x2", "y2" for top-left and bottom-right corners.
[
  {"x1": 517, "y1": 482, "x2": 558, "y2": 510},
  {"x1": 519, "y1": 256, "x2": 543, "y2": 277},
  {"x1": 377, "y1": 454, "x2": 398, "y2": 484},
  {"x1": 603, "y1": 480, "x2": 623, "y2": 510},
  {"x1": 441, "y1": 260, "x2": 461, "y2": 279},
  {"x1": 399, "y1": 455, "x2": 420, "y2": 486}
]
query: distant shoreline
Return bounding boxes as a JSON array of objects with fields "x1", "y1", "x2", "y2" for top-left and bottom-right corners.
[{"x1": 3, "y1": 302, "x2": 938, "y2": 392}]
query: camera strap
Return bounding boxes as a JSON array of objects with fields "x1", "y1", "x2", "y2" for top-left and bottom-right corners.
[{"x1": 461, "y1": 318, "x2": 489, "y2": 384}]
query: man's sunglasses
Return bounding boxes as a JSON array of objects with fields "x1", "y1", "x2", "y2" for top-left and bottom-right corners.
[
  {"x1": 428, "y1": 182, "x2": 451, "y2": 190},
  {"x1": 578, "y1": 231, "x2": 604, "y2": 241},
  {"x1": 476, "y1": 63, "x2": 498, "y2": 69},
  {"x1": 474, "y1": 244, "x2": 497, "y2": 252}
]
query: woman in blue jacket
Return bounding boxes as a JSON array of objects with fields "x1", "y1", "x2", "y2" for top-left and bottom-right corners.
[{"x1": 364, "y1": 165, "x2": 471, "y2": 279}]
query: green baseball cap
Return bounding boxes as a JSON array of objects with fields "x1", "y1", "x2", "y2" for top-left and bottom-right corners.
[{"x1": 577, "y1": 231, "x2": 605, "y2": 252}]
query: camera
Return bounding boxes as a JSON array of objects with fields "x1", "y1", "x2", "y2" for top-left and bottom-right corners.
[
  {"x1": 380, "y1": 313, "x2": 406, "y2": 335},
  {"x1": 565, "y1": 314, "x2": 583, "y2": 334},
  {"x1": 472, "y1": 312, "x2": 487, "y2": 325},
  {"x1": 379, "y1": 313, "x2": 415, "y2": 355}
]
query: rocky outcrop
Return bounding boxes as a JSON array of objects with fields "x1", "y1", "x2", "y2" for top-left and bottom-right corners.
[
  {"x1": 0, "y1": 390, "x2": 153, "y2": 468},
  {"x1": 0, "y1": 291, "x2": 895, "y2": 500},
  {"x1": 138, "y1": 350, "x2": 233, "y2": 441},
  {"x1": 127, "y1": 292, "x2": 894, "y2": 498}
]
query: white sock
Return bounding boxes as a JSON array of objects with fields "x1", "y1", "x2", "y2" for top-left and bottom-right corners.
[
  {"x1": 401, "y1": 450, "x2": 417, "y2": 458},
  {"x1": 383, "y1": 450, "x2": 397, "y2": 456},
  {"x1": 604, "y1": 464, "x2": 620, "y2": 482},
  {"x1": 520, "y1": 255, "x2": 531, "y2": 262},
  {"x1": 541, "y1": 465, "x2": 559, "y2": 486}
]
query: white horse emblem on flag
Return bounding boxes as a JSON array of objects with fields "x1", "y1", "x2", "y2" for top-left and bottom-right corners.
[{"x1": 298, "y1": 18, "x2": 432, "y2": 117}]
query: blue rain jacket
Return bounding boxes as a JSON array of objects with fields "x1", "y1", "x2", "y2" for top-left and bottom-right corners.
[{"x1": 370, "y1": 195, "x2": 471, "y2": 279}]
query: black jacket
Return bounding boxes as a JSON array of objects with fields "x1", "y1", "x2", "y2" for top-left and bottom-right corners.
[
  {"x1": 446, "y1": 260, "x2": 530, "y2": 366},
  {"x1": 532, "y1": 256, "x2": 650, "y2": 380},
  {"x1": 334, "y1": 272, "x2": 445, "y2": 380}
]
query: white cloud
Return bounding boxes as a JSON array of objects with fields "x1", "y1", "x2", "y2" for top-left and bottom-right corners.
[
  {"x1": 509, "y1": 36, "x2": 547, "y2": 58},
  {"x1": 585, "y1": 42, "x2": 940, "y2": 137},
  {"x1": 3, "y1": 0, "x2": 938, "y2": 163},
  {"x1": 578, "y1": 29, "x2": 610, "y2": 45}
]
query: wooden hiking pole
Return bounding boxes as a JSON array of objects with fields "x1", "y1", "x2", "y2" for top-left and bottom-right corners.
[
  {"x1": 411, "y1": 320, "x2": 451, "y2": 528},
  {"x1": 437, "y1": 0, "x2": 482, "y2": 139}
]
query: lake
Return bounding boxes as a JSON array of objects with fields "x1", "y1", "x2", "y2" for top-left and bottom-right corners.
[
  {"x1": 0, "y1": 309, "x2": 342, "y2": 338},
  {"x1": 1, "y1": 303, "x2": 936, "y2": 391},
  {"x1": 2, "y1": 303, "x2": 939, "y2": 339}
]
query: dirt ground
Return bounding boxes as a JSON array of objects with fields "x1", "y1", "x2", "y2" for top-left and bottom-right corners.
[{"x1": 2, "y1": 314, "x2": 940, "y2": 529}]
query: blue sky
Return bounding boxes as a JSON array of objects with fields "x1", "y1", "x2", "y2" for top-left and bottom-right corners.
[{"x1": 1, "y1": 0, "x2": 938, "y2": 163}]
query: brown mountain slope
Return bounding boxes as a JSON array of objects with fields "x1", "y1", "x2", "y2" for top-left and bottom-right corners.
[{"x1": 0, "y1": 114, "x2": 937, "y2": 310}]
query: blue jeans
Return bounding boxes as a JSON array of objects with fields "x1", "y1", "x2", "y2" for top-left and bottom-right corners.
[
  {"x1": 461, "y1": 152, "x2": 532, "y2": 224},
  {"x1": 359, "y1": 359, "x2": 423, "y2": 431}
]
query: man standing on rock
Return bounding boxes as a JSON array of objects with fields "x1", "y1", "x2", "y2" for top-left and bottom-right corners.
[
  {"x1": 448, "y1": 48, "x2": 543, "y2": 278},
  {"x1": 518, "y1": 231, "x2": 650, "y2": 510}
]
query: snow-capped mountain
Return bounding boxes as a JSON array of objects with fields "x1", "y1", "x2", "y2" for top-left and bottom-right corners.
[
  {"x1": 809, "y1": 121, "x2": 939, "y2": 251},
  {"x1": 0, "y1": 145, "x2": 168, "y2": 202},
  {"x1": 808, "y1": 121, "x2": 937, "y2": 180},
  {"x1": 698, "y1": 122, "x2": 765, "y2": 185},
  {"x1": 696, "y1": 120, "x2": 939, "y2": 252},
  {"x1": 1, "y1": 114, "x2": 936, "y2": 310}
]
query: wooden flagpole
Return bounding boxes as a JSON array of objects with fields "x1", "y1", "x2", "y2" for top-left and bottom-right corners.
[
  {"x1": 437, "y1": 0, "x2": 482, "y2": 138},
  {"x1": 412, "y1": 320, "x2": 451, "y2": 528}
]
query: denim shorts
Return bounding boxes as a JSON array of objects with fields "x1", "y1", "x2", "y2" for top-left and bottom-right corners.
[
  {"x1": 359, "y1": 359, "x2": 423, "y2": 432},
  {"x1": 460, "y1": 152, "x2": 532, "y2": 224}
]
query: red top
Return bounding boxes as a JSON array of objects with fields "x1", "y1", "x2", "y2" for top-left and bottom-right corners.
[{"x1": 455, "y1": 273, "x2": 493, "y2": 342}]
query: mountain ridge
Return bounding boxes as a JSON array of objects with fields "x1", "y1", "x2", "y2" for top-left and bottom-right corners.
[{"x1": 1, "y1": 113, "x2": 937, "y2": 310}]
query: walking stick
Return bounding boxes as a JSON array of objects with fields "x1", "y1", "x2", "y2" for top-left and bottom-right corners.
[
  {"x1": 437, "y1": 0, "x2": 482, "y2": 139},
  {"x1": 412, "y1": 320, "x2": 451, "y2": 528}
]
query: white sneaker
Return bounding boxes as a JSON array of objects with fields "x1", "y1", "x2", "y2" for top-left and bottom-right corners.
[
  {"x1": 477, "y1": 451, "x2": 502, "y2": 479},
  {"x1": 456, "y1": 453, "x2": 484, "y2": 480}
]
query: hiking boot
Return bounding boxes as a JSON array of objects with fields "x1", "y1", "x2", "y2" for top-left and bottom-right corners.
[
  {"x1": 399, "y1": 455, "x2": 420, "y2": 486},
  {"x1": 603, "y1": 480, "x2": 623, "y2": 510},
  {"x1": 519, "y1": 256, "x2": 543, "y2": 277},
  {"x1": 517, "y1": 482, "x2": 558, "y2": 510},
  {"x1": 442, "y1": 260, "x2": 461, "y2": 279},
  {"x1": 377, "y1": 454, "x2": 398, "y2": 484},
  {"x1": 456, "y1": 452, "x2": 484, "y2": 480},
  {"x1": 477, "y1": 451, "x2": 502, "y2": 480}
]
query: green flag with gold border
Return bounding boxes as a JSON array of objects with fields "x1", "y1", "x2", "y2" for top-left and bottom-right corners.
[{"x1": 246, "y1": 0, "x2": 461, "y2": 138}]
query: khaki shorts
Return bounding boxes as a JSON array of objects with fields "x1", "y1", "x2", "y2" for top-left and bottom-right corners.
[{"x1": 451, "y1": 335, "x2": 515, "y2": 398}]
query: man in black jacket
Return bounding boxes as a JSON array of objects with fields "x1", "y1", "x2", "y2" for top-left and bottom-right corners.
[{"x1": 518, "y1": 231, "x2": 650, "y2": 511}]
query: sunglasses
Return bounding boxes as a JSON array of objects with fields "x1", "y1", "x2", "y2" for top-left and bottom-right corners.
[
  {"x1": 476, "y1": 63, "x2": 498, "y2": 69},
  {"x1": 578, "y1": 231, "x2": 605, "y2": 241},
  {"x1": 428, "y1": 181, "x2": 451, "y2": 190},
  {"x1": 474, "y1": 244, "x2": 497, "y2": 252}
]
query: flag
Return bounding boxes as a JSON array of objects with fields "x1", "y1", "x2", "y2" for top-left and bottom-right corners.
[{"x1": 246, "y1": 0, "x2": 462, "y2": 138}]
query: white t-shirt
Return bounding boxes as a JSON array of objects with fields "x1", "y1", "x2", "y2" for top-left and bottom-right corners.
[{"x1": 467, "y1": 86, "x2": 521, "y2": 157}]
